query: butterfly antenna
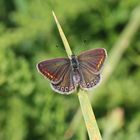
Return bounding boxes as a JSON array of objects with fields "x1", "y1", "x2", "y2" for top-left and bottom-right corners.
[
  {"x1": 82, "y1": 39, "x2": 87, "y2": 47},
  {"x1": 56, "y1": 44, "x2": 65, "y2": 51}
]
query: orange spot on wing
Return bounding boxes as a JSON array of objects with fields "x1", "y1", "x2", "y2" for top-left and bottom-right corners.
[
  {"x1": 97, "y1": 57, "x2": 104, "y2": 69},
  {"x1": 42, "y1": 69, "x2": 57, "y2": 80}
]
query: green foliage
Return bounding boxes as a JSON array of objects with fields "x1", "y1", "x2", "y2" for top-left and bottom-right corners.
[{"x1": 0, "y1": 0, "x2": 140, "y2": 140}]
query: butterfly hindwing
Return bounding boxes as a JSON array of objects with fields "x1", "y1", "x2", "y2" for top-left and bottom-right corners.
[
  {"x1": 79, "y1": 65, "x2": 101, "y2": 90},
  {"x1": 51, "y1": 67, "x2": 76, "y2": 94}
]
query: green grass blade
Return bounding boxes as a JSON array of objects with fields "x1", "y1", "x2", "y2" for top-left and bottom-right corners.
[
  {"x1": 52, "y1": 11, "x2": 72, "y2": 58},
  {"x1": 78, "y1": 90, "x2": 102, "y2": 140},
  {"x1": 52, "y1": 11, "x2": 102, "y2": 140}
]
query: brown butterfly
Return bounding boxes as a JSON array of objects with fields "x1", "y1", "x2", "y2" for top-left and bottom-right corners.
[{"x1": 37, "y1": 48, "x2": 107, "y2": 94}]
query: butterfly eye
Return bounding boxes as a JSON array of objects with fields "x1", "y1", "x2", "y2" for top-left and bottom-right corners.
[
  {"x1": 61, "y1": 87, "x2": 64, "y2": 91},
  {"x1": 86, "y1": 83, "x2": 90, "y2": 87},
  {"x1": 91, "y1": 81, "x2": 94, "y2": 85},
  {"x1": 57, "y1": 86, "x2": 60, "y2": 89},
  {"x1": 94, "y1": 79, "x2": 97, "y2": 83},
  {"x1": 65, "y1": 87, "x2": 68, "y2": 91}
]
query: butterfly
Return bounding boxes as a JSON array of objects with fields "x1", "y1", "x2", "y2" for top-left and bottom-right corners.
[{"x1": 37, "y1": 48, "x2": 107, "y2": 95}]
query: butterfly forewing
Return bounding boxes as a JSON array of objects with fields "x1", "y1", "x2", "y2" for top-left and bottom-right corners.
[
  {"x1": 51, "y1": 67, "x2": 76, "y2": 94},
  {"x1": 78, "y1": 48, "x2": 106, "y2": 74},
  {"x1": 37, "y1": 58, "x2": 70, "y2": 84}
]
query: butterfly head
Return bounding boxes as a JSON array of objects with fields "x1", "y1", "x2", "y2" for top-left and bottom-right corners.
[{"x1": 71, "y1": 55, "x2": 79, "y2": 70}]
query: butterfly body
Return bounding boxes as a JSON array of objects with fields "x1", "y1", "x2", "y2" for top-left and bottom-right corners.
[
  {"x1": 37, "y1": 48, "x2": 107, "y2": 95},
  {"x1": 70, "y1": 55, "x2": 81, "y2": 86}
]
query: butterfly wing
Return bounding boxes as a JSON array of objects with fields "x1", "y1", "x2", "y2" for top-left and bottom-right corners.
[
  {"x1": 51, "y1": 67, "x2": 76, "y2": 94},
  {"x1": 78, "y1": 65, "x2": 101, "y2": 90},
  {"x1": 78, "y1": 48, "x2": 107, "y2": 89},
  {"x1": 78, "y1": 48, "x2": 107, "y2": 74},
  {"x1": 37, "y1": 58, "x2": 70, "y2": 84}
]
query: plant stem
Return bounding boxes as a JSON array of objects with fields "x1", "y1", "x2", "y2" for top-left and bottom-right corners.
[
  {"x1": 52, "y1": 11, "x2": 102, "y2": 140},
  {"x1": 52, "y1": 11, "x2": 72, "y2": 58},
  {"x1": 78, "y1": 90, "x2": 102, "y2": 140}
]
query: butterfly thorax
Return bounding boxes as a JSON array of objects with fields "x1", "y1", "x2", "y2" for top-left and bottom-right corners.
[{"x1": 71, "y1": 55, "x2": 79, "y2": 70}]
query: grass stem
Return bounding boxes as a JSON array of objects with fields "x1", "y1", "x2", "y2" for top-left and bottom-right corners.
[{"x1": 52, "y1": 11, "x2": 102, "y2": 140}]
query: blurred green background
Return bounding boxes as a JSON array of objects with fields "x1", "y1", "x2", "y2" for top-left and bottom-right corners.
[{"x1": 0, "y1": 0, "x2": 140, "y2": 140}]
